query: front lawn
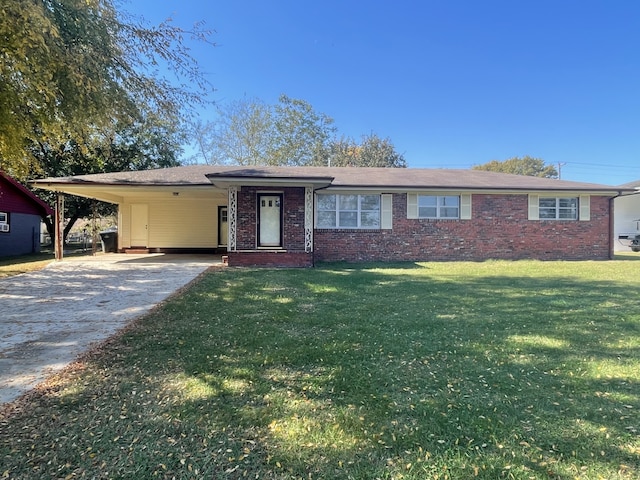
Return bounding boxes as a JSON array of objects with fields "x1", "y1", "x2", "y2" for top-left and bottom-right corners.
[
  {"x1": 0, "y1": 253, "x2": 54, "y2": 278},
  {"x1": 0, "y1": 246, "x2": 95, "y2": 278},
  {"x1": 1, "y1": 260, "x2": 639, "y2": 479}
]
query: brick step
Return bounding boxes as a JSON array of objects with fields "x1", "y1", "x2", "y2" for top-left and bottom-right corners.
[{"x1": 124, "y1": 248, "x2": 150, "y2": 254}]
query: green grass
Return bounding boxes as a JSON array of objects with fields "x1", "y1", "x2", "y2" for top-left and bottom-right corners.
[
  {"x1": 0, "y1": 246, "x2": 96, "y2": 278},
  {"x1": 0, "y1": 252, "x2": 54, "y2": 278},
  {"x1": 2, "y1": 259, "x2": 640, "y2": 479}
]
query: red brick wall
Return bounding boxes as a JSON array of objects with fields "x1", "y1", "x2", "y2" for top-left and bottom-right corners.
[
  {"x1": 227, "y1": 251, "x2": 312, "y2": 267},
  {"x1": 314, "y1": 193, "x2": 612, "y2": 262},
  {"x1": 235, "y1": 186, "x2": 306, "y2": 251}
]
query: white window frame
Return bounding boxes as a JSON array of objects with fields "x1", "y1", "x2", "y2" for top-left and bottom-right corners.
[
  {"x1": 316, "y1": 193, "x2": 381, "y2": 229},
  {"x1": 417, "y1": 195, "x2": 460, "y2": 219},
  {"x1": 539, "y1": 197, "x2": 578, "y2": 220},
  {"x1": 0, "y1": 212, "x2": 7, "y2": 224},
  {"x1": 408, "y1": 193, "x2": 471, "y2": 220}
]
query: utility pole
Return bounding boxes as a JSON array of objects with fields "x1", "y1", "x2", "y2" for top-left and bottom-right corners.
[
  {"x1": 55, "y1": 194, "x2": 64, "y2": 261},
  {"x1": 557, "y1": 162, "x2": 566, "y2": 179}
]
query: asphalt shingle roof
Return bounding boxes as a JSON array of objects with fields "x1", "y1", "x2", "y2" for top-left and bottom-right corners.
[{"x1": 33, "y1": 165, "x2": 626, "y2": 192}]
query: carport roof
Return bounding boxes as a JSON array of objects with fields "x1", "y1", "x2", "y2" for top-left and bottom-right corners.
[
  {"x1": 32, "y1": 165, "x2": 629, "y2": 195},
  {"x1": 34, "y1": 165, "x2": 217, "y2": 186}
]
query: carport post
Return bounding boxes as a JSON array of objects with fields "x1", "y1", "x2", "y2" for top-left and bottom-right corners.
[{"x1": 55, "y1": 193, "x2": 64, "y2": 261}]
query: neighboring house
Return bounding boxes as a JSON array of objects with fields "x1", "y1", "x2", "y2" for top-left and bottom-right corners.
[
  {"x1": 613, "y1": 180, "x2": 640, "y2": 252},
  {"x1": 32, "y1": 165, "x2": 629, "y2": 266},
  {"x1": 0, "y1": 171, "x2": 54, "y2": 257}
]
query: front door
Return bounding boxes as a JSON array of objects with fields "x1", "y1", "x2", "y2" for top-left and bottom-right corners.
[
  {"x1": 218, "y1": 206, "x2": 228, "y2": 247},
  {"x1": 258, "y1": 194, "x2": 282, "y2": 247},
  {"x1": 130, "y1": 204, "x2": 148, "y2": 247}
]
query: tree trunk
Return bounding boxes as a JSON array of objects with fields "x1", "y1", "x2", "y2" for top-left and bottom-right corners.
[
  {"x1": 43, "y1": 216, "x2": 55, "y2": 244},
  {"x1": 63, "y1": 214, "x2": 81, "y2": 243},
  {"x1": 42, "y1": 213, "x2": 80, "y2": 245}
]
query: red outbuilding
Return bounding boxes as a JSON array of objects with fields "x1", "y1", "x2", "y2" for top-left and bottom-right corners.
[{"x1": 0, "y1": 171, "x2": 54, "y2": 257}]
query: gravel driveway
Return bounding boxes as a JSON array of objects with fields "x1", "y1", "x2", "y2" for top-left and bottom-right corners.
[{"x1": 0, "y1": 254, "x2": 219, "y2": 404}]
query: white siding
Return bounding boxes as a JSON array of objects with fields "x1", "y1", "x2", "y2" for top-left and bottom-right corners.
[
  {"x1": 118, "y1": 207, "x2": 128, "y2": 248},
  {"x1": 121, "y1": 197, "x2": 223, "y2": 248},
  {"x1": 614, "y1": 193, "x2": 640, "y2": 251}
]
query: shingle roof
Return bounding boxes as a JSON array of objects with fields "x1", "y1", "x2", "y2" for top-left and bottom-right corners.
[
  {"x1": 34, "y1": 165, "x2": 216, "y2": 186},
  {"x1": 619, "y1": 179, "x2": 640, "y2": 189},
  {"x1": 33, "y1": 165, "x2": 627, "y2": 193}
]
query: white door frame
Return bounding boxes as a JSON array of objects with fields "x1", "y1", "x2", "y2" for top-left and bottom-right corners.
[
  {"x1": 218, "y1": 205, "x2": 228, "y2": 247},
  {"x1": 257, "y1": 193, "x2": 282, "y2": 248}
]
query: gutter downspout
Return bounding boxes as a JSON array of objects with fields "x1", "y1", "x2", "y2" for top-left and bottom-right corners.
[{"x1": 310, "y1": 183, "x2": 334, "y2": 267}]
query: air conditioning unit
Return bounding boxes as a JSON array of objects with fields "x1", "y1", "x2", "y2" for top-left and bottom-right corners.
[{"x1": 0, "y1": 223, "x2": 9, "y2": 233}]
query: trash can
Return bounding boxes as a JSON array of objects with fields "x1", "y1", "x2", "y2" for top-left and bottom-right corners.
[{"x1": 99, "y1": 229, "x2": 118, "y2": 253}]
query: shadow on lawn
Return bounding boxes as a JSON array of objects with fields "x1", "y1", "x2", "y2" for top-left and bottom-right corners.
[
  {"x1": 2, "y1": 264, "x2": 639, "y2": 479},
  {"x1": 156, "y1": 266, "x2": 640, "y2": 478}
]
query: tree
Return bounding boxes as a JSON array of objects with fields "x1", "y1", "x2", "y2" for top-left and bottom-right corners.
[
  {"x1": 472, "y1": 156, "x2": 558, "y2": 178},
  {"x1": 271, "y1": 95, "x2": 335, "y2": 166},
  {"x1": 324, "y1": 133, "x2": 407, "y2": 168},
  {"x1": 33, "y1": 114, "x2": 184, "y2": 242},
  {"x1": 190, "y1": 98, "x2": 274, "y2": 165},
  {"x1": 0, "y1": 0, "x2": 212, "y2": 179},
  {"x1": 192, "y1": 95, "x2": 335, "y2": 166}
]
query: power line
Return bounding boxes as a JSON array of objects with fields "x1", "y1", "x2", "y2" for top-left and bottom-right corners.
[{"x1": 565, "y1": 161, "x2": 639, "y2": 169}]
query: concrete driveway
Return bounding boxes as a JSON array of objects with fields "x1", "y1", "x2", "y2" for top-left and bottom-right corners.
[{"x1": 0, "y1": 253, "x2": 220, "y2": 404}]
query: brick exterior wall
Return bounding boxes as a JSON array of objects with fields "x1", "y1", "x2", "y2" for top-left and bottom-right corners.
[
  {"x1": 314, "y1": 193, "x2": 612, "y2": 262},
  {"x1": 227, "y1": 251, "x2": 313, "y2": 267},
  {"x1": 234, "y1": 186, "x2": 307, "y2": 251}
]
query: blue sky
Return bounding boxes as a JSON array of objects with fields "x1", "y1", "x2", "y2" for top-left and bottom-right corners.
[{"x1": 125, "y1": 0, "x2": 640, "y2": 185}]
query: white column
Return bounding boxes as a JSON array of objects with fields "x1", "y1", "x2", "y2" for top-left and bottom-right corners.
[
  {"x1": 305, "y1": 187, "x2": 313, "y2": 252},
  {"x1": 228, "y1": 186, "x2": 237, "y2": 251}
]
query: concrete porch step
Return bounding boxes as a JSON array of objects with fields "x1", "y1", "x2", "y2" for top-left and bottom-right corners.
[{"x1": 124, "y1": 248, "x2": 150, "y2": 254}]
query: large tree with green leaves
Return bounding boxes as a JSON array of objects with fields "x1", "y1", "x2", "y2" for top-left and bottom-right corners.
[
  {"x1": 323, "y1": 134, "x2": 407, "y2": 168},
  {"x1": 472, "y1": 156, "x2": 558, "y2": 178},
  {"x1": 0, "y1": 0, "x2": 212, "y2": 180},
  {"x1": 191, "y1": 95, "x2": 336, "y2": 166},
  {"x1": 34, "y1": 113, "x2": 184, "y2": 241},
  {"x1": 191, "y1": 96, "x2": 406, "y2": 168},
  {"x1": 271, "y1": 95, "x2": 335, "y2": 166},
  {"x1": 191, "y1": 98, "x2": 275, "y2": 166}
]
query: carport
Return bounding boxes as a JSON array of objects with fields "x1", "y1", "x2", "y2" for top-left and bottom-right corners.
[{"x1": 31, "y1": 165, "x2": 230, "y2": 260}]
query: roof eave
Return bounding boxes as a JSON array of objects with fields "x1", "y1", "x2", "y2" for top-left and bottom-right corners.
[
  {"x1": 325, "y1": 184, "x2": 628, "y2": 195},
  {"x1": 206, "y1": 174, "x2": 334, "y2": 189}
]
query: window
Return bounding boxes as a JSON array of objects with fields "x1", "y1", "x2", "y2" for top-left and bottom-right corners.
[
  {"x1": 317, "y1": 194, "x2": 380, "y2": 228},
  {"x1": 0, "y1": 212, "x2": 8, "y2": 233},
  {"x1": 417, "y1": 195, "x2": 459, "y2": 219},
  {"x1": 539, "y1": 197, "x2": 578, "y2": 220},
  {"x1": 408, "y1": 194, "x2": 471, "y2": 220}
]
